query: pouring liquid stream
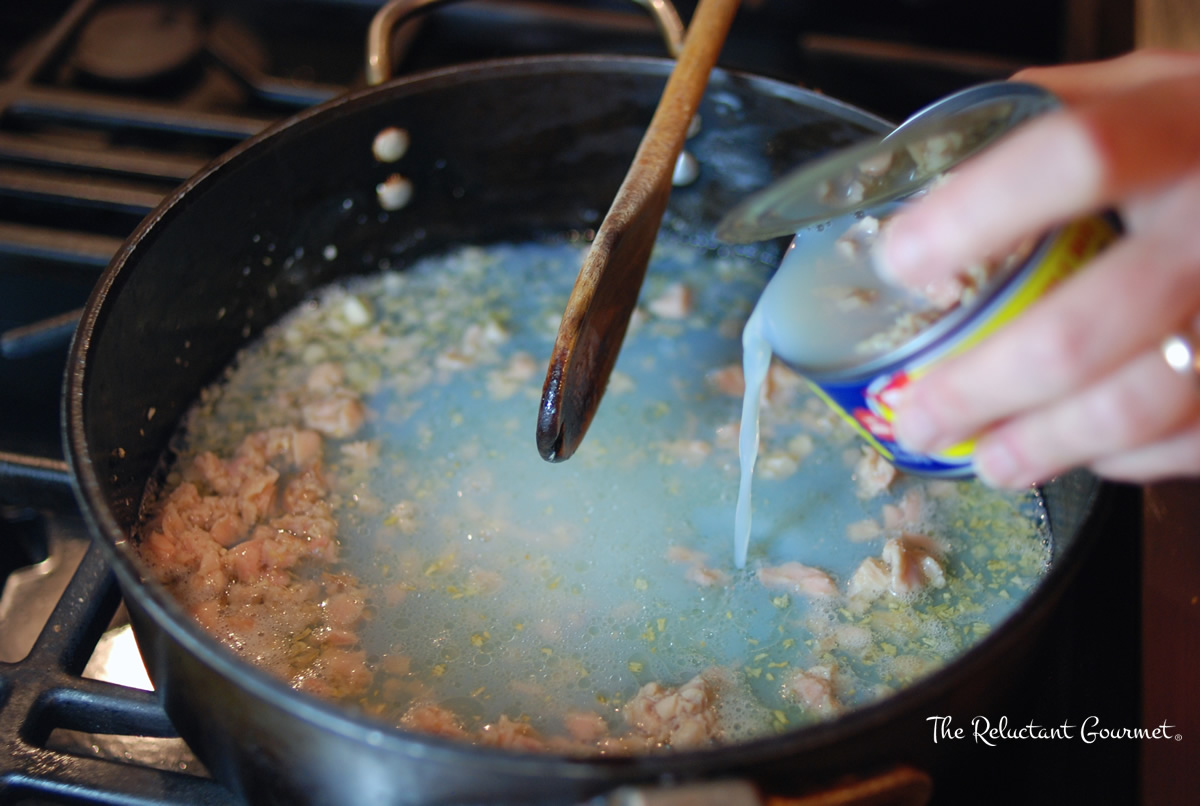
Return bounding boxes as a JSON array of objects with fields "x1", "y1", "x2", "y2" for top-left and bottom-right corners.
[
  {"x1": 733, "y1": 307, "x2": 770, "y2": 569},
  {"x1": 731, "y1": 218, "x2": 906, "y2": 567}
]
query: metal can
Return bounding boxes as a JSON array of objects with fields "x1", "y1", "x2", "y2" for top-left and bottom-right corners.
[
  {"x1": 720, "y1": 82, "x2": 1120, "y2": 477},
  {"x1": 801, "y1": 213, "x2": 1117, "y2": 476}
]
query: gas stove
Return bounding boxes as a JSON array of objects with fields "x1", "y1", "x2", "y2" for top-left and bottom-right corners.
[{"x1": 0, "y1": 1, "x2": 1145, "y2": 804}]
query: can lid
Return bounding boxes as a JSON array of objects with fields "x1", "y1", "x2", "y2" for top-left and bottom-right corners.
[{"x1": 715, "y1": 82, "x2": 1060, "y2": 244}]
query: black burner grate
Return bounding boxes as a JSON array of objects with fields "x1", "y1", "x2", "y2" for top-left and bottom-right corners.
[
  {"x1": 0, "y1": 0, "x2": 344, "y2": 360},
  {"x1": 0, "y1": 536, "x2": 233, "y2": 804}
]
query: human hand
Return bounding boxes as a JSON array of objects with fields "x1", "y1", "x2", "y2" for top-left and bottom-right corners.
[{"x1": 876, "y1": 49, "x2": 1200, "y2": 487}]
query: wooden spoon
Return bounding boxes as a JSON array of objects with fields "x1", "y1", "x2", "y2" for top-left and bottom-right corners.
[{"x1": 536, "y1": 0, "x2": 741, "y2": 462}]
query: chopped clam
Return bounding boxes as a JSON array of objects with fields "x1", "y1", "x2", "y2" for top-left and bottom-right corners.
[
  {"x1": 854, "y1": 447, "x2": 897, "y2": 499},
  {"x1": 846, "y1": 518, "x2": 883, "y2": 542},
  {"x1": 785, "y1": 665, "x2": 841, "y2": 715},
  {"x1": 623, "y1": 674, "x2": 719, "y2": 749},
  {"x1": 648, "y1": 282, "x2": 693, "y2": 319},
  {"x1": 757, "y1": 562, "x2": 838, "y2": 598},
  {"x1": 882, "y1": 535, "x2": 946, "y2": 596}
]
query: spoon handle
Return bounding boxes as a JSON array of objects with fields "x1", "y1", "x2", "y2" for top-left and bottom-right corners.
[{"x1": 537, "y1": 0, "x2": 741, "y2": 462}]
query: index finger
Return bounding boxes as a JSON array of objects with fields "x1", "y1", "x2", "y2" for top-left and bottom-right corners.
[
  {"x1": 1013, "y1": 50, "x2": 1200, "y2": 104},
  {"x1": 877, "y1": 69, "x2": 1200, "y2": 290}
]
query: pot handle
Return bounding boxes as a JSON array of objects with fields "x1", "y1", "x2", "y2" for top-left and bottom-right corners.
[{"x1": 366, "y1": 0, "x2": 687, "y2": 85}]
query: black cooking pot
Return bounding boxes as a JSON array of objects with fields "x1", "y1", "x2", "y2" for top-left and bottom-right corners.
[{"x1": 64, "y1": 33, "x2": 1118, "y2": 806}]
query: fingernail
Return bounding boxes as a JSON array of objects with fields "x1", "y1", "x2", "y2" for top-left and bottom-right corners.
[
  {"x1": 973, "y1": 441, "x2": 1021, "y2": 488},
  {"x1": 894, "y1": 405, "x2": 938, "y2": 452}
]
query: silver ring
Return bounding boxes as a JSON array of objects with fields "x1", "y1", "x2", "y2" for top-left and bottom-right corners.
[{"x1": 1162, "y1": 332, "x2": 1200, "y2": 380}]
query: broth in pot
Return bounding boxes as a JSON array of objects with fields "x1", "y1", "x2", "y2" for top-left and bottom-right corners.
[{"x1": 135, "y1": 234, "x2": 1049, "y2": 754}]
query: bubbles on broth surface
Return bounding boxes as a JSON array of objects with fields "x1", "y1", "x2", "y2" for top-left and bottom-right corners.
[{"x1": 141, "y1": 238, "x2": 1050, "y2": 752}]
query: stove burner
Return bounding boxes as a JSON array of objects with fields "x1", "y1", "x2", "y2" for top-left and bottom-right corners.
[{"x1": 75, "y1": 2, "x2": 204, "y2": 85}]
